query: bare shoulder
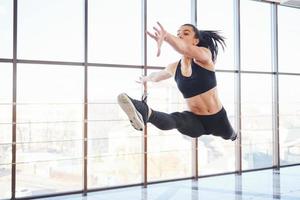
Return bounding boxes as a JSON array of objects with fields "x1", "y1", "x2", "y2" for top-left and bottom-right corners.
[
  {"x1": 165, "y1": 61, "x2": 179, "y2": 76},
  {"x1": 194, "y1": 47, "x2": 215, "y2": 71}
]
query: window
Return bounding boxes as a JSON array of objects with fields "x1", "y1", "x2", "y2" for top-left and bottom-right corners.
[
  {"x1": 0, "y1": 0, "x2": 13, "y2": 58},
  {"x1": 16, "y1": 64, "x2": 84, "y2": 197},
  {"x1": 146, "y1": 69, "x2": 192, "y2": 181},
  {"x1": 88, "y1": 67, "x2": 143, "y2": 187},
  {"x1": 197, "y1": 0, "x2": 234, "y2": 70},
  {"x1": 147, "y1": 0, "x2": 191, "y2": 67},
  {"x1": 279, "y1": 75, "x2": 300, "y2": 165},
  {"x1": 240, "y1": 0, "x2": 271, "y2": 72},
  {"x1": 241, "y1": 74, "x2": 272, "y2": 170},
  {"x1": 198, "y1": 72, "x2": 235, "y2": 175},
  {"x1": 88, "y1": 0, "x2": 142, "y2": 65},
  {"x1": 278, "y1": 6, "x2": 300, "y2": 73},
  {"x1": 0, "y1": 64, "x2": 12, "y2": 199},
  {"x1": 18, "y1": 0, "x2": 84, "y2": 61}
]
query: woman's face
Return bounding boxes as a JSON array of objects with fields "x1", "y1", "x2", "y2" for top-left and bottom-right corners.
[{"x1": 177, "y1": 25, "x2": 199, "y2": 45}]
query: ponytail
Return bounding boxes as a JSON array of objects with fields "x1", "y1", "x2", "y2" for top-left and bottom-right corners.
[
  {"x1": 182, "y1": 24, "x2": 226, "y2": 62},
  {"x1": 198, "y1": 30, "x2": 226, "y2": 62}
]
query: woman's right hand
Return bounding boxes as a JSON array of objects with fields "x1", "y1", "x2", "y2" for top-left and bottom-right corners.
[
  {"x1": 147, "y1": 22, "x2": 168, "y2": 57},
  {"x1": 136, "y1": 75, "x2": 148, "y2": 84}
]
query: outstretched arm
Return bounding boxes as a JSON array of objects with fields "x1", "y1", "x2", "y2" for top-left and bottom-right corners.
[
  {"x1": 164, "y1": 32, "x2": 211, "y2": 64},
  {"x1": 137, "y1": 62, "x2": 177, "y2": 84},
  {"x1": 147, "y1": 22, "x2": 212, "y2": 65}
]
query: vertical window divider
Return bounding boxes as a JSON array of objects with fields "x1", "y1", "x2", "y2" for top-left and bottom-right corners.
[
  {"x1": 234, "y1": 0, "x2": 242, "y2": 174},
  {"x1": 11, "y1": 0, "x2": 18, "y2": 199},
  {"x1": 271, "y1": 3, "x2": 279, "y2": 169},
  {"x1": 191, "y1": 0, "x2": 198, "y2": 180},
  {"x1": 83, "y1": 0, "x2": 88, "y2": 195},
  {"x1": 141, "y1": 0, "x2": 148, "y2": 188}
]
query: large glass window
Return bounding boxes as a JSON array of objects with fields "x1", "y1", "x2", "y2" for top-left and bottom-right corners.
[
  {"x1": 0, "y1": 0, "x2": 13, "y2": 58},
  {"x1": 198, "y1": 72, "x2": 235, "y2": 175},
  {"x1": 147, "y1": 0, "x2": 191, "y2": 67},
  {"x1": 88, "y1": 67, "x2": 143, "y2": 188},
  {"x1": 197, "y1": 0, "x2": 234, "y2": 70},
  {"x1": 0, "y1": 64, "x2": 12, "y2": 199},
  {"x1": 88, "y1": 0, "x2": 142, "y2": 65},
  {"x1": 279, "y1": 75, "x2": 300, "y2": 165},
  {"x1": 18, "y1": 0, "x2": 84, "y2": 61},
  {"x1": 278, "y1": 6, "x2": 300, "y2": 73},
  {"x1": 146, "y1": 69, "x2": 192, "y2": 181},
  {"x1": 16, "y1": 64, "x2": 84, "y2": 197},
  {"x1": 240, "y1": 0, "x2": 271, "y2": 72},
  {"x1": 241, "y1": 74, "x2": 272, "y2": 170}
]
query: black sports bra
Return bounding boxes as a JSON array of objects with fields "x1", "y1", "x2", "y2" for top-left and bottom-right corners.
[{"x1": 174, "y1": 60, "x2": 217, "y2": 98}]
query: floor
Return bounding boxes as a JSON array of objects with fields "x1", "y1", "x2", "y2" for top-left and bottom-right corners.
[{"x1": 39, "y1": 165, "x2": 300, "y2": 200}]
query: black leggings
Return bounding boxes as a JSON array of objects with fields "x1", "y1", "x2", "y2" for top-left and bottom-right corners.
[{"x1": 148, "y1": 107, "x2": 235, "y2": 140}]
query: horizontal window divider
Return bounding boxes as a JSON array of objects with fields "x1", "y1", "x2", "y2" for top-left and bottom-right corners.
[
  {"x1": 0, "y1": 122, "x2": 12, "y2": 125},
  {"x1": 88, "y1": 62, "x2": 143, "y2": 69},
  {"x1": 147, "y1": 149, "x2": 193, "y2": 154},
  {"x1": 241, "y1": 128, "x2": 273, "y2": 131},
  {"x1": 0, "y1": 142, "x2": 12, "y2": 146},
  {"x1": 17, "y1": 102, "x2": 84, "y2": 105},
  {"x1": 2, "y1": 59, "x2": 300, "y2": 75},
  {"x1": 242, "y1": 141, "x2": 275, "y2": 145},
  {"x1": 0, "y1": 103, "x2": 12, "y2": 105},
  {"x1": 89, "y1": 149, "x2": 192, "y2": 159},
  {"x1": 277, "y1": 114, "x2": 300, "y2": 117},
  {"x1": 0, "y1": 58, "x2": 13, "y2": 62},
  {"x1": 240, "y1": 114, "x2": 273, "y2": 117},
  {"x1": 15, "y1": 138, "x2": 83, "y2": 144},
  {"x1": 88, "y1": 134, "x2": 181, "y2": 141},
  {"x1": 0, "y1": 162, "x2": 12, "y2": 166},
  {"x1": 16, "y1": 120, "x2": 83, "y2": 124},
  {"x1": 17, "y1": 59, "x2": 84, "y2": 66},
  {"x1": 16, "y1": 157, "x2": 83, "y2": 165},
  {"x1": 87, "y1": 152, "x2": 143, "y2": 159},
  {"x1": 279, "y1": 127, "x2": 300, "y2": 131}
]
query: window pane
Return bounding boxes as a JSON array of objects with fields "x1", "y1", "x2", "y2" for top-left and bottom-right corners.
[
  {"x1": 16, "y1": 159, "x2": 82, "y2": 198},
  {"x1": 0, "y1": 0, "x2": 13, "y2": 58},
  {"x1": 147, "y1": 0, "x2": 191, "y2": 67},
  {"x1": 197, "y1": 0, "x2": 234, "y2": 70},
  {"x1": 16, "y1": 64, "x2": 83, "y2": 196},
  {"x1": 18, "y1": 0, "x2": 84, "y2": 61},
  {"x1": 279, "y1": 75, "x2": 300, "y2": 165},
  {"x1": 0, "y1": 156, "x2": 11, "y2": 199},
  {"x1": 240, "y1": 0, "x2": 271, "y2": 72},
  {"x1": 88, "y1": 67, "x2": 142, "y2": 187},
  {"x1": 146, "y1": 69, "x2": 192, "y2": 181},
  {"x1": 278, "y1": 6, "x2": 300, "y2": 73},
  {"x1": 0, "y1": 64, "x2": 12, "y2": 142},
  {"x1": 242, "y1": 170, "x2": 273, "y2": 196},
  {"x1": 199, "y1": 72, "x2": 235, "y2": 175},
  {"x1": 241, "y1": 74, "x2": 272, "y2": 170},
  {"x1": 17, "y1": 64, "x2": 84, "y2": 103},
  {"x1": 88, "y1": 0, "x2": 141, "y2": 65},
  {"x1": 0, "y1": 64, "x2": 12, "y2": 199}
]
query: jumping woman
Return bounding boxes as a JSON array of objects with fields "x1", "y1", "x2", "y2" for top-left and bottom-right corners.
[{"x1": 118, "y1": 22, "x2": 237, "y2": 141}]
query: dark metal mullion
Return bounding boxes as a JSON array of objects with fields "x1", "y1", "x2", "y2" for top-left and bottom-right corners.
[
  {"x1": 83, "y1": 0, "x2": 88, "y2": 195},
  {"x1": 141, "y1": 0, "x2": 148, "y2": 188},
  {"x1": 234, "y1": 0, "x2": 242, "y2": 174},
  {"x1": 271, "y1": 3, "x2": 279, "y2": 169},
  {"x1": 191, "y1": 0, "x2": 198, "y2": 180},
  {"x1": 12, "y1": 0, "x2": 18, "y2": 199}
]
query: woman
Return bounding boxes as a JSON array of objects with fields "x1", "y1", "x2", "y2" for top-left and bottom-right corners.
[{"x1": 118, "y1": 22, "x2": 237, "y2": 141}]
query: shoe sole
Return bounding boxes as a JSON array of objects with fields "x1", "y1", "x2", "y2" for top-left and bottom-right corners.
[{"x1": 117, "y1": 93, "x2": 144, "y2": 131}]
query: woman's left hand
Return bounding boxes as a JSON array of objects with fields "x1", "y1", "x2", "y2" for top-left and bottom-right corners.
[{"x1": 147, "y1": 22, "x2": 167, "y2": 57}]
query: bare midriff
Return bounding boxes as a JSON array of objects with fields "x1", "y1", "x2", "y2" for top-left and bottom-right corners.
[{"x1": 185, "y1": 87, "x2": 223, "y2": 115}]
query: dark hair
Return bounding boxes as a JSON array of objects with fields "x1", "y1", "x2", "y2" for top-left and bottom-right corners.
[{"x1": 182, "y1": 24, "x2": 226, "y2": 62}]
